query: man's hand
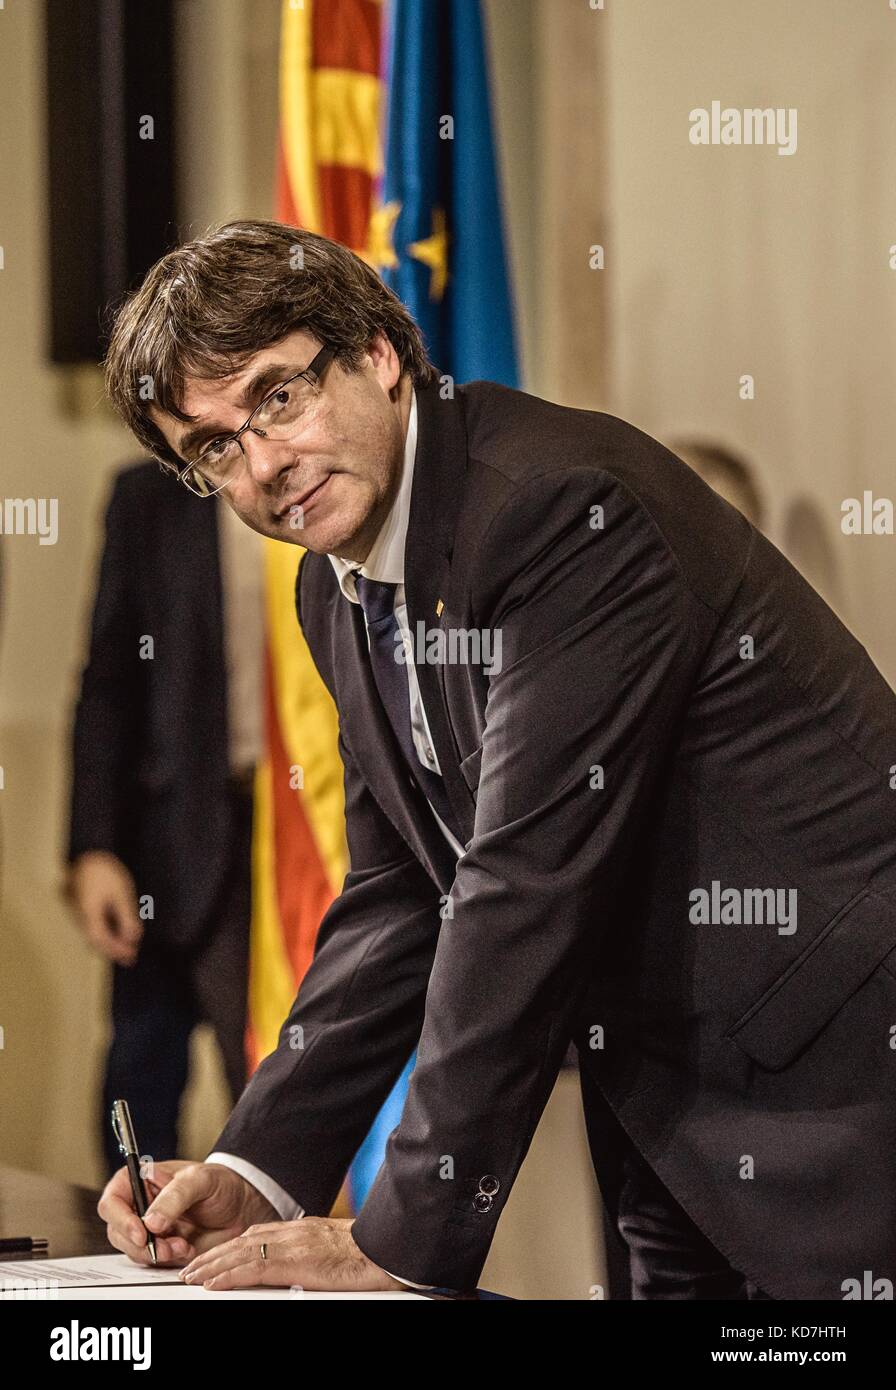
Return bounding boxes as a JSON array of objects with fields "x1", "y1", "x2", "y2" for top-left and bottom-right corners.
[
  {"x1": 98, "y1": 1160, "x2": 280, "y2": 1266},
  {"x1": 64, "y1": 850, "x2": 143, "y2": 966},
  {"x1": 179, "y1": 1217, "x2": 409, "y2": 1293}
]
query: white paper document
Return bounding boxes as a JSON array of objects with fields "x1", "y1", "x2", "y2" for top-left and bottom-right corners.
[
  {"x1": 0, "y1": 1254, "x2": 180, "y2": 1291},
  {"x1": 53, "y1": 1284, "x2": 426, "y2": 1300},
  {"x1": 0, "y1": 1253, "x2": 427, "y2": 1299}
]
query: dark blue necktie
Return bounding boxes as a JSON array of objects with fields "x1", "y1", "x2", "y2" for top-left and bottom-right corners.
[{"x1": 353, "y1": 574, "x2": 462, "y2": 844}]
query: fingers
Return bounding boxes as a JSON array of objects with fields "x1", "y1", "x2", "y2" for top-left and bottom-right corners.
[
  {"x1": 100, "y1": 1189, "x2": 194, "y2": 1266},
  {"x1": 191, "y1": 1257, "x2": 285, "y2": 1291},
  {"x1": 181, "y1": 1227, "x2": 290, "y2": 1290},
  {"x1": 69, "y1": 855, "x2": 142, "y2": 965},
  {"x1": 99, "y1": 1189, "x2": 152, "y2": 1251},
  {"x1": 110, "y1": 884, "x2": 143, "y2": 951},
  {"x1": 106, "y1": 1216, "x2": 194, "y2": 1267},
  {"x1": 82, "y1": 908, "x2": 135, "y2": 965},
  {"x1": 144, "y1": 1163, "x2": 216, "y2": 1235},
  {"x1": 97, "y1": 1165, "x2": 144, "y2": 1232},
  {"x1": 98, "y1": 1164, "x2": 193, "y2": 1261}
]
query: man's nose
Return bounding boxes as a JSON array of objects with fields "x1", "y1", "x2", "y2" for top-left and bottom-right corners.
[{"x1": 240, "y1": 430, "x2": 294, "y2": 487}]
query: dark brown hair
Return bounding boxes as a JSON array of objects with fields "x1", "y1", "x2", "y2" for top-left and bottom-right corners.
[{"x1": 104, "y1": 219, "x2": 439, "y2": 470}]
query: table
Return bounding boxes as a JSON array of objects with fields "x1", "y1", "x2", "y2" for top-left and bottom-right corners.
[
  {"x1": 0, "y1": 1165, "x2": 507, "y2": 1297},
  {"x1": 0, "y1": 1164, "x2": 108, "y2": 1262}
]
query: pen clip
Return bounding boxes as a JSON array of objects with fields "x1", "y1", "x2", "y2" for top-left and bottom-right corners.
[{"x1": 111, "y1": 1099, "x2": 138, "y2": 1157}]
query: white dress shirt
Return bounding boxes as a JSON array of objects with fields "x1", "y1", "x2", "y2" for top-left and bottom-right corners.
[{"x1": 209, "y1": 388, "x2": 462, "y2": 1290}]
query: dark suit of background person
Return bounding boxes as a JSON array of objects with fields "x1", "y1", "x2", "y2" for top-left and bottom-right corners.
[
  {"x1": 66, "y1": 461, "x2": 263, "y2": 1176},
  {"x1": 211, "y1": 379, "x2": 896, "y2": 1300}
]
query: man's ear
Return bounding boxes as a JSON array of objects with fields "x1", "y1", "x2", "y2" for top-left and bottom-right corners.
[{"x1": 367, "y1": 332, "x2": 401, "y2": 392}]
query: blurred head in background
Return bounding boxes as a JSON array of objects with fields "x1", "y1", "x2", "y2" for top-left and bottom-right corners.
[{"x1": 672, "y1": 438, "x2": 766, "y2": 533}]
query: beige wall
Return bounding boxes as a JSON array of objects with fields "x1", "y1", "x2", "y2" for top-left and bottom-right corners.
[{"x1": 603, "y1": 0, "x2": 896, "y2": 674}]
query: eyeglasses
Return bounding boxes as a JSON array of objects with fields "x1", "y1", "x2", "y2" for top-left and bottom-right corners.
[{"x1": 174, "y1": 344, "x2": 335, "y2": 498}]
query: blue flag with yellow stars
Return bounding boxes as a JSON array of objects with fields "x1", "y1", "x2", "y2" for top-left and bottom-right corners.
[{"x1": 371, "y1": 0, "x2": 519, "y2": 385}]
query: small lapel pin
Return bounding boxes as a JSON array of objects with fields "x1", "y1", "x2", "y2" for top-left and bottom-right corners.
[{"x1": 435, "y1": 599, "x2": 444, "y2": 617}]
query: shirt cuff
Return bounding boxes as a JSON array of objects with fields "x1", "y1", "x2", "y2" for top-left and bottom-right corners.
[
  {"x1": 382, "y1": 1268, "x2": 432, "y2": 1290},
  {"x1": 205, "y1": 1152, "x2": 304, "y2": 1221}
]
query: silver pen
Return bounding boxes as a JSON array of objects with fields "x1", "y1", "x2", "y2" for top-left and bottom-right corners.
[{"x1": 111, "y1": 1099, "x2": 157, "y2": 1266}]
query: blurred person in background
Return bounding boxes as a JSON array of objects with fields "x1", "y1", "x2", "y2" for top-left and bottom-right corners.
[
  {"x1": 672, "y1": 439, "x2": 766, "y2": 533},
  {"x1": 675, "y1": 442, "x2": 847, "y2": 614},
  {"x1": 64, "y1": 460, "x2": 264, "y2": 1175}
]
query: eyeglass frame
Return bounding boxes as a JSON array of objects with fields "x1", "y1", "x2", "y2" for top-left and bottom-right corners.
[{"x1": 172, "y1": 343, "x2": 336, "y2": 497}]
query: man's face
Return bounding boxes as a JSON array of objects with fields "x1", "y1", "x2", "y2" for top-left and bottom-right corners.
[{"x1": 148, "y1": 328, "x2": 408, "y2": 560}]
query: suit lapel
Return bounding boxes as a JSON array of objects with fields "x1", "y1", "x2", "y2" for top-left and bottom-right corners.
[
  {"x1": 403, "y1": 382, "x2": 477, "y2": 844},
  {"x1": 337, "y1": 587, "x2": 458, "y2": 890}
]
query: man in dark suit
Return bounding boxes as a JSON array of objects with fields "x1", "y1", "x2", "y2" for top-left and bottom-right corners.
[
  {"x1": 66, "y1": 461, "x2": 260, "y2": 1174},
  {"x1": 98, "y1": 222, "x2": 896, "y2": 1299}
]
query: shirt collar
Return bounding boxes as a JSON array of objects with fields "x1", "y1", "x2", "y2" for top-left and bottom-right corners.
[{"x1": 328, "y1": 388, "x2": 417, "y2": 604}]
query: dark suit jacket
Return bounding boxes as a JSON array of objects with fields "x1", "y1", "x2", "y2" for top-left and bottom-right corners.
[
  {"x1": 68, "y1": 461, "x2": 237, "y2": 948},
  {"x1": 215, "y1": 380, "x2": 896, "y2": 1297}
]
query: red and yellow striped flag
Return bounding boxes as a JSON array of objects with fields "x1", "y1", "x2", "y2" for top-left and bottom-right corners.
[{"x1": 246, "y1": 0, "x2": 386, "y2": 1069}]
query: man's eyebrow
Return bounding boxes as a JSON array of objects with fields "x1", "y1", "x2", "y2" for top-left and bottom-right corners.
[{"x1": 176, "y1": 362, "x2": 293, "y2": 460}]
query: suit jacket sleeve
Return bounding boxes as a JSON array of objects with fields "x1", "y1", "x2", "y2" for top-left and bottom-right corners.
[
  {"x1": 67, "y1": 470, "x2": 145, "y2": 862},
  {"x1": 210, "y1": 715, "x2": 445, "y2": 1216},
  {"x1": 349, "y1": 466, "x2": 709, "y2": 1290}
]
